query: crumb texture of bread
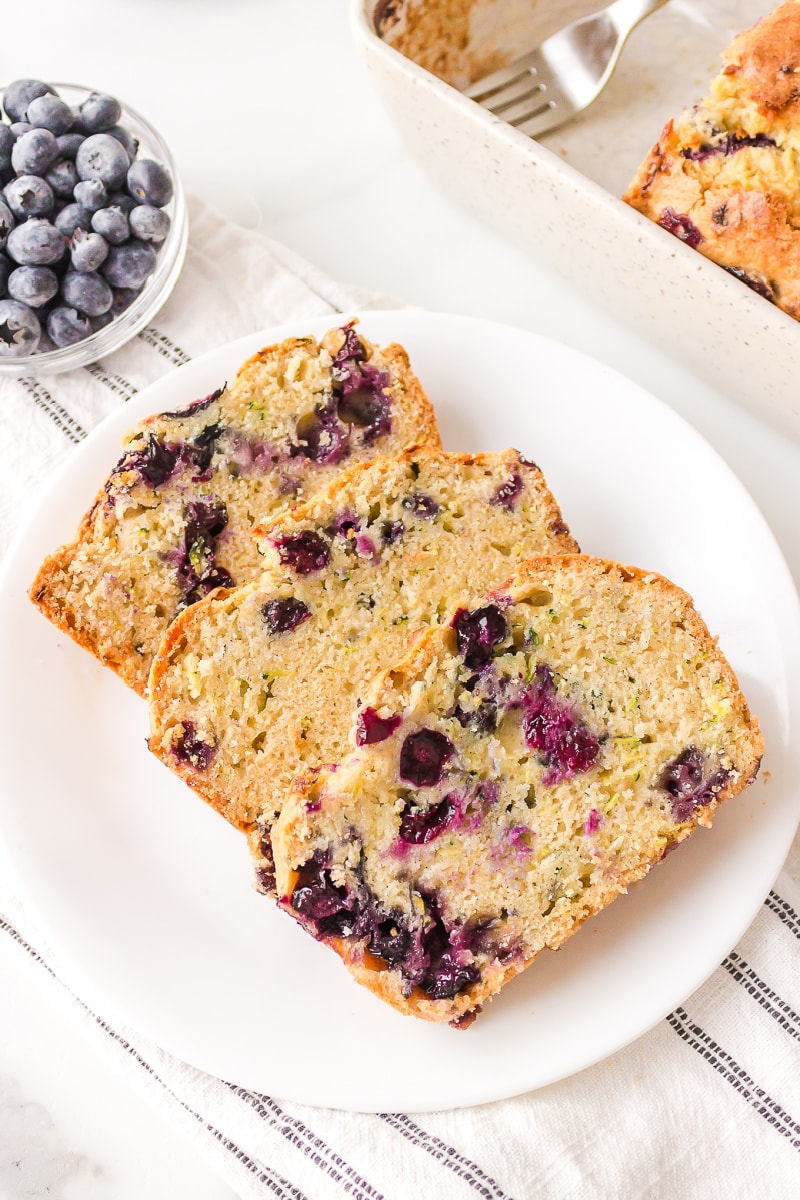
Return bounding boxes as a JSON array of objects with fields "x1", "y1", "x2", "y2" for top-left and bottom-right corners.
[
  {"x1": 623, "y1": 0, "x2": 800, "y2": 318},
  {"x1": 272, "y1": 556, "x2": 763, "y2": 1026},
  {"x1": 147, "y1": 449, "x2": 579, "y2": 860},
  {"x1": 29, "y1": 324, "x2": 439, "y2": 694}
]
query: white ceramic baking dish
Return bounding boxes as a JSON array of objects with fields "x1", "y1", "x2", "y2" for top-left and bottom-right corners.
[{"x1": 353, "y1": 0, "x2": 800, "y2": 441}]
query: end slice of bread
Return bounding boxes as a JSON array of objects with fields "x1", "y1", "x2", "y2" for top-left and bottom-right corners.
[
  {"x1": 30, "y1": 323, "x2": 439, "y2": 694},
  {"x1": 272, "y1": 555, "x2": 763, "y2": 1027}
]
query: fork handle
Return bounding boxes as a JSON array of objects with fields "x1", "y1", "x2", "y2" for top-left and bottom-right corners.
[{"x1": 608, "y1": 0, "x2": 670, "y2": 37}]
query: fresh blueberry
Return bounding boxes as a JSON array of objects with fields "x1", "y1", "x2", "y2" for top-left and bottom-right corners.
[
  {"x1": 8, "y1": 265, "x2": 59, "y2": 308},
  {"x1": 45, "y1": 158, "x2": 79, "y2": 198},
  {"x1": 129, "y1": 204, "x2": 170, "y2": 242},
  {"x1": 453, "y1": 605, "x2": 509, "y2": 669},
  {"x1": 101, "y1": 240, "x2": 156, "y2": 288},
  {"x1": 76, "y1": 133, "x2": 130, "y2": 188},
  {"x1": 91, "y1": 204, "x2": 129, "y2": 245},
  {"x1": 79, "y1": 93, "x2": 121, "y2": 134},
  {"x1": 0, "y1": 253, "x2": 11, "y2": 298},
  {"x1": 107, "y1": 125, "x2": 138, "y2": 162},
  {"x1": 26, "y1": 94, "x2": 74, "y2": 136},
  {"x1": 56, "y1": 132, "x2": 85, "y2": 161},
  {"x1": 127, "y1": 158, "x2": 173, "y2": 207},
  {"x1": 272, "y1": 530, "x2": 331, "y2": 575},
  {"x1": 356, "y1": 707, "x2": 402, "y2": 745},
  {"x1": 337, "y1": 383, "x2": 391, "y2": 441},
  {"x1": 425, "y1": 950, "x2": 480, "y2": 1000},
  {"x1": 454, "y1": 697, "x2": 498, "y2": 734},
  {"x1": 177, "y1": 499, "x2": 234, "y2": 606},
  {"x1": 658, "y1": 746, "x2": 732, "y2": 823},
  {"x1": 69, "y1": 106, "x2": 87, "y2": 134},
  {"x1": 9, "y1": 123, "x2": 33, "y2": 139},
  {"x1": 119, "y1": 432, "x2": 179, "y2": 487},
  {"x1": 73, "y1": 179, "x2": 108, "y2": 211},
  {"x1": 657, "y1": 208, "x2": 703, "y2": 248},
  {"x1": 70, "y1": 229, "x2": 108, "y2": 272},
  {"x1": 381, "y1": 519, "x2": 404, "y2": 545},
  {"x1": 0, "y1": 200, "x2": 14, "y2": 249},
  {"x1": 171, "y1": 721, "x2": 216, "y2": 770},
  {"x1": 61, "y1": 270, "x2": 113, "y2": 316},
  {"x1": 91, "y1": 310, "x2": 114, "y2": 332},
  {"x1": 110, "y1": 286, "x2": 141, "y2": 315},
  {"x1": 290, "y1": 853, "x2": 480, "y2": 999},
  {"x1": 3, "y1": 80, "x2": 55, "y2": 124},
  {"x1": 4, "y1": 175, "x2": 55, "y2": 219},
  {"x1": 46, "y1": 304, "x2": 93, "y2": 347},
  {"x1": 723, "y1": 266, "x2": 775, "y2": 302},
  {"x1": 402, "y1": 492, "x2": 439, "y2": 520},
  {"x1": 399, "y1": 794, "x2": 457, "y2": 844},
  {"x1": 11, "y1": 128, "x2": 59, "y2": 175},
  {"x1": 6, "y1": 218, "x2": 64, "y2": 265},
  {"x1": 522, "y1": 665, "x2": 600, "y2": 784},
  {"x1": 261, "y1": 597, "x2": 311, "y2": 634},
  {"x1": 0, "y1": 298, "x2": 41, "y2": 355},
  {"x1": 107, "y1": 189, "x2": 136, "y2": 214},
  {"x1": 54, "y1": 203, "x2": 93, "y2": 237},
  {"x1": 294, "y1": 407, "x2": 347, "y2": 464},
  {"x1": 490, "y1": 473, "x2": 523, "y2": 510},
  {"x1": 0, "y1": 126, "x2": 13, "y2": 172},
  {"x1": 399, "y1": 729, "x2": 454, "y2": 787}
]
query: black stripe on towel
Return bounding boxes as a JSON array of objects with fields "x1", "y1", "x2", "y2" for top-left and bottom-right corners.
[
  {"x1": 667, "y1": 1006, "x2": 800, "y2": 1151},
  {"x1": 18, "y1": 377, "x2": 87, "y2": 443},
  {"x1": 137, "y1": 326, "x2": 191, "y2": 366},
  {"x1": 84, "y1": 361, "x2": 138, "y2": 403},
  {"x1": 379, "y1": 1112, "x2": 513, "y2": 1200},
  {"x1": 724, "y1": 951, "x2": 800, "y2": 1042},
  {"x1": 765, "y1": 891, "x2": 800, "y2": 940},
  {"x1": 0, "y1": 913, "x2": 307, "y2": 1200},
  {"x1": 226, "y1": 1085, "x2": 384, "y2": 1200}
]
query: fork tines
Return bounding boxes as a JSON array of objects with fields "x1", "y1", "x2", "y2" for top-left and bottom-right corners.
[{"x1": 464, "y1": 54, "x2": 558, "y2": 135}]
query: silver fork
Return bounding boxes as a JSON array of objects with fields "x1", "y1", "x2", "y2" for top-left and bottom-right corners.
[{"x1": 463, "y1": 0, "x2": 669, "y2": 139}]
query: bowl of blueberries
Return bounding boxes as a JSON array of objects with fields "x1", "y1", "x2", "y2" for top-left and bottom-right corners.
[{"x1": 0, "y1": 78, "x2": 187, "y2": 373}]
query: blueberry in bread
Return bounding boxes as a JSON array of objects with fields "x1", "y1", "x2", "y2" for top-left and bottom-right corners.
[
  {"x1": 30, "y1": 322, "x2": 439, "y2": 694},
  {"x1": 624, "y1": 1, "x2": 800, "y2": 317},
  {"x1": 147, "y1": 448, "x2": 579, "y2": 871},
  {"x1": 272, "y1": 556, "x2": 763, "y2": 1027}
]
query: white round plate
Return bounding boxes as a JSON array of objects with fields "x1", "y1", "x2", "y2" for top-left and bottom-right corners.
[{"x1": 1, "y1": 311, "x2": 797, "y2": 1112}]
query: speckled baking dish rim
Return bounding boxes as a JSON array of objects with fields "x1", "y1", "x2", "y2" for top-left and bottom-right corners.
[{"x1": 353, "y1": 0, "x2": 800, "y2": 442}]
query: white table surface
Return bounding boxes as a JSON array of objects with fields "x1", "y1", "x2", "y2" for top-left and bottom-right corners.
[{"x1": 2, "y1": 1, "x2": 799, "y2": 1196}]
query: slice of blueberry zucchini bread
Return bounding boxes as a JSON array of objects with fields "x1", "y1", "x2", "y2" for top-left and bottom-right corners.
[
  {"x1": 30, "y1": 322, "x2": 439, "y2": 694},
  {"x1": 148, "y1": 448, "x2": 579, "y2": 866},
  {"x1": 624, "y1": 1, "x2": 800, "y2": 316},
  {"x1": 272, "y1": 556, "x2": 763, "y2": 1027}
]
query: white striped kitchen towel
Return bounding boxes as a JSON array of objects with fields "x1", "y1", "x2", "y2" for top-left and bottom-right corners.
[{"x1": 0, "y1": 194, "x2": 798, "y2": 1200}]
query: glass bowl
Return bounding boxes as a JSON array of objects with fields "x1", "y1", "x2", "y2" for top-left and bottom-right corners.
[{"x1": 0, "y1": 82, "x2": 188, "y2": 376}]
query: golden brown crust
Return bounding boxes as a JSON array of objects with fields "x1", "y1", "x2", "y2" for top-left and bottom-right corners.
[
  {"x1": 724, "y1": 1, "x2": 800, "y2": 115},
  {"x1": 623, "y1": 1, "x2": 800, "y2": 319},
  {"x1": 30, "y1": 543, "x2": 146, "y2": 694}
]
